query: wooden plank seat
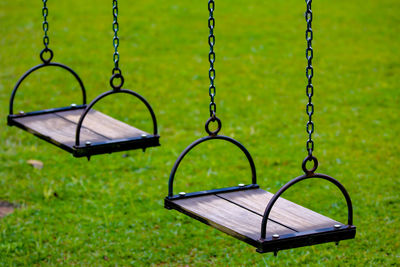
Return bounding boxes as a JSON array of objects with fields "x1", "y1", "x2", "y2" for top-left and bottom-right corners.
[
  {"x1": 8, "y1": 105, "x2": 160, "y2": 157},
  {"x1": 8, "y1": 62, "x2": 160, "y2": 158},
  {"x1": 165, "y1": 135, "x2": 356, "y2": 254},
  {"x1": 165, "y1": 186, "x2": 356, "y2": 254}
]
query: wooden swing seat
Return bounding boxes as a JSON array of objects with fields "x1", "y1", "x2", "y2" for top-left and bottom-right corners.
[
  {"x1": 8, "y1": 105, "x2": 160, "y2": 157},
  {"x1": 165, "y1": 186, "x2": 356, "y2": 253}
]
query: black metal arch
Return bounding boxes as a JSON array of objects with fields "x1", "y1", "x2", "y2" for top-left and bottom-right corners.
[
  {"x1": 260, "y1": 173, "x2": 354, "y2": 239},
  {"x1": 9, "y1": 63, "x2": 86, "y2": 115},
  {"x1": 74, "y1": 89, "x2": 158, "y2": 147},
  {"x1": 168, "y1": 135, "x2": 257, "y2": 198}
]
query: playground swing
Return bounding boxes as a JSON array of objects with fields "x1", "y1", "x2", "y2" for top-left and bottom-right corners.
[
  {"x1": 164, "y1": 0, "x2": 356, "y2": 255},
  {"x1": 7, "y1": 0, "x2": 160, "y2": 159}
]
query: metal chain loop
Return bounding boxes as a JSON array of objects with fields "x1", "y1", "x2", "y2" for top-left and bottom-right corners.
[
  {"x1": 305, "y1": 0, "x2": 314, "y2": 156},
  {"x1": 208, "y1": 0, "x2": 216, "y2": 118},
  {"x1": 40, "y1": 0, "x2": 53, "y2": 63}
]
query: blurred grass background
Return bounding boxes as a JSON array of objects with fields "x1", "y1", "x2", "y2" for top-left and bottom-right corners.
[{"x1": 0, "y1": 0, "x2": 399, "y2": 265}]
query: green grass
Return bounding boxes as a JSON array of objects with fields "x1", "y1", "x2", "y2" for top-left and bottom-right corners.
[{"x1": 0, "y1": 0, "x2": 399, "y2": 265}]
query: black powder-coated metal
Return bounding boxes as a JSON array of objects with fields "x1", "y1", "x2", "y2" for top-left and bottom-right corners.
[
  {"x1": 165, "y1": 187, "x2": 356, "y2": 255},
  {"x1": 166, "y1": 184, "x2": 259, "y2": 202},
  {"x1": 74, "y1": 89, "x2": 159, "y2": 147},
  {"x1": 7, "y1": 105, "x2": 160, "y2": 158},
  {"x1": 72, "y1": 134, "x2": 160, "y2": 158},
  {"x1": 260, "y1": 171, "x2": 354, "y2": 240},
  {"x1": 167, "y1": 134, "x2": 257, "y2": 198},
  {"x1": 8, "y1": 62, "x2": 86, "y2": 115},
  {"x1": 256, "y1": 225, "x2": 356, "y2": 254}
]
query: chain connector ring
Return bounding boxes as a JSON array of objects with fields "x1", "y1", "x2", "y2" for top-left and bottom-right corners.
[
  {"x1": 205, "y1": 115, "x2": 221, "y2": 136},
  {"x1": 302, "y1": 155, "x2": 318, "y2": 175},
  {"x1": 110, "y1": 73, "x2": 124, "y2": 90},
  {"x1": 112, "y1": 68, "x2": 122, "y2": 75},
  {"x1": 40, "y1": 48, "x2": 53, "y2": 64}
]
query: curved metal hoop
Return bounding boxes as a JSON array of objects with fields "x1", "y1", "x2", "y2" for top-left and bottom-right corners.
[
  {"x1": 260, "y1": 173, "x2": 354, "y2": 239},
  {"x1": 168, "y1": 135, "x2": 257, "y2": 197},
  {"x1": 9, "y1": 63, "x2": 86, "y2": 115},
  {"x1": 75, "y1": 89, "x2": 158, "y2": 147}
]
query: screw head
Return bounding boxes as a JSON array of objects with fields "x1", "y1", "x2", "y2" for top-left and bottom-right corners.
[
  {"x1": 141, "y1": 134, "x2": 147, "y2": 138},
  {"x1": 18, "y1": 110, "x2": 24, "y2": 115},
  {"x1": 238, "y1": 183, "x2": 245, "y2": 187},
  {"x1": 334, "y1": 224, "x2": 341, "y2": 229},
  {"x1": 70, "y1": 103, "x2": 77, "y2": 107},
  {"x1": 85, "y1": 141, "x2": 92, "y2": 146},
  {"x1": 179, "y1": 192, "x2": 186, "y2": 197},
  {"x1": 272, "y1": 234, "x2": 280, "y2": 239}
]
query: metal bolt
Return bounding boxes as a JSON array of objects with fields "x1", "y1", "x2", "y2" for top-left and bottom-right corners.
[
  {"x1": 19, "y1": 111, "x2": 24, "y2": 115},
  {"x1": 238, "y1": 183, "x2": 245, "y2": 187},
  {"x1": 334, "y1": 224, "x2": 341, "y2": 229},
  {"x1": 70, "y1": 103, "x2": 77, "y2": 107},
  {"x1": 85, "y1": 141, "x2": 91, "y2": 146},
  {"x1": 272, "y1": 234, "x2": 280, "y2": 239},
  {"x1": 179, "y1": 192, "x2": 186, "y2": 197},
  {"x1": 141, "y1": 134, "x2": 147, "y2": 138}
]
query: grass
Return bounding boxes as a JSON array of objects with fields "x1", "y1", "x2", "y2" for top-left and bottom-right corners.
[{"x1": 0, "y1": 0, "x2": 399, "y2": 265}]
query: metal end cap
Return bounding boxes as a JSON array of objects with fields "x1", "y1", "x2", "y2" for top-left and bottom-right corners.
[
  {"x1": 238, "y1": 183, "x2": 245, "y2": 187},
  {"x1": 334, "y1": 224, "x2": 341, "y2": 229},
  {"x1": 85, "y1": 141, "x2": 92, "y2": 146},
  {"x1": 70, "y1": 103, "x2": 77, "y2": 107},
  {"x1": 178, "y1": 192, "x2": 186, "y2": 197},
  {"x1": 272, "y1": 234, "x2": 280, "y2": 239}
]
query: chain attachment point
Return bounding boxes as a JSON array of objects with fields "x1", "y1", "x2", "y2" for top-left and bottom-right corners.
[
  {"x1": 302, "y1": 155, "x2": 318, "y2": 175},
  {"x1": 205, "y1": 114, "x2": 221, "y2": 136},
  {"x1": 40, "y1": 48, "x2": 53, "y2": 64},
  {"x1": 110, "y1": 73, "x2": 124, "y2": 90}
]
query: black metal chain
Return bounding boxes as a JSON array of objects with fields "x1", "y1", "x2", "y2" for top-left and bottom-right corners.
[
  {"x1": 305, "y1": 0, "x2": 314, "y2": 156},
  {"x1": 109, "y1": 0, "x2": 124, "y2": 90},
  {"x1": 40, "y1": 0, "x2": 53, "y2": 63},
  {"x1": 204, "y1": 0, "x2": 221, "y2": 136},
  {"x1": 112, "y1": 0, "x2": 121, "y2": 75},
  {"x1": 208, "y1": 0, "x2": 216, "y2": 118},
  {"x1": 42, "y1": 0, "x2": 49, "y2": 49}
]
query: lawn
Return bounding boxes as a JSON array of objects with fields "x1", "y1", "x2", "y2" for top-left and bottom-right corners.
[{"x1": 0, "y1": 0, "x2": 399, "y2": 265}]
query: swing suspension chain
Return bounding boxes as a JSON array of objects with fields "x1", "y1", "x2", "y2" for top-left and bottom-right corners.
[
  {"x1": 305, "y1": 0, "x2": 314, "y2": 157},
  {"x1": 204, "y1": 0, "x2": 221, "y2": 136},
  {"x1": 112, "y1": 0, "x2": 121, "y2": 75},
  {"x1": 208, "y1": 0, "x2": 216, "y2": 118},
  {"x1": 42, "y1": 0, "x2": 50, "y2": 50}
]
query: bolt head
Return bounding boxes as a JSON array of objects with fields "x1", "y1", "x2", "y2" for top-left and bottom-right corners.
[
  {"x1": 238, "y1": 183, "x2": 245, "y2": 187},
  {"x1": 334, "y1": 224, "x2": 341, "y2": 229},
  {"x1": 141, "y1": 134, "x2": 147, "y2": 138},
  {"x1": 85, "y1": 141, "x2": 92, "y2": 146},
  {"x1": 179, "y1": 192, "x2": 186, "y2": 197},
  {"x1": 272, "y1": 234, "x2": 280, "y2": 239},
  {"x1": 18, "y1": 110, "x2": 24, "y2": 115},
  {"x1": 70, "y1": 103, "x2": 77, "y2": 107}
]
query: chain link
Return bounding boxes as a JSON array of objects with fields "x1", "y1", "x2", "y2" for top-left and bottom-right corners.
[
  {"x1": 42, "y1": 0, "x2": 49, "y2": 49},
  {"x1": 305, "y1": 0, "x2": 314, "y2": 156},
  {"x1": 208, "y1": 0, "x2": 216, "y2": 117},
  {"x1": 112, "y1": 0, "x2": 121, "y2": 75}
]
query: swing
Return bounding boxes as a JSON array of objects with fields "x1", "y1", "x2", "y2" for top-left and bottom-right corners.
[
  {"x1": 7, "y1": 0, "x2": 160, "y2": 158},
  {"x1": 165, "y1": 0, "x2": 356, "y2": 254}
]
